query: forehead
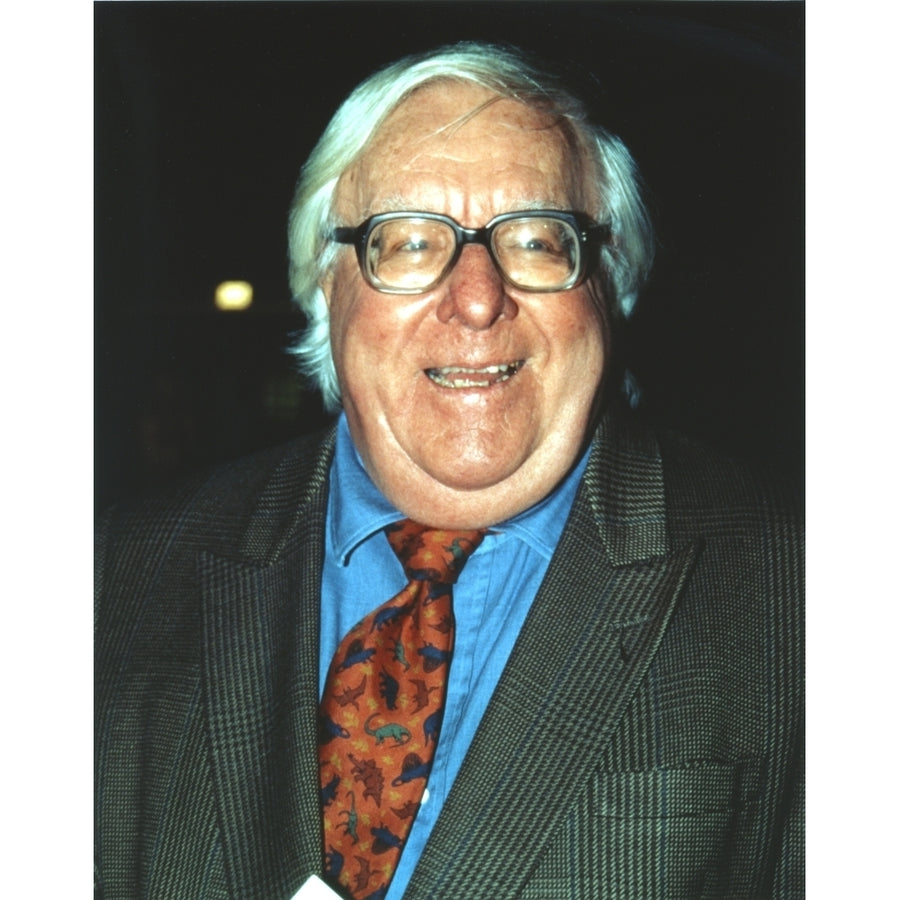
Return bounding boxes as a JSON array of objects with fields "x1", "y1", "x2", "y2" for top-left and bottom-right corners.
[{"x1": 334, "y1": 81, "x2": 587, "y2": 220}]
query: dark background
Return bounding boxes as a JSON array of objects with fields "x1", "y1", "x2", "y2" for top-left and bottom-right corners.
[{"x1": 95, "y1": 0, "x2": 804, "y2": 509}]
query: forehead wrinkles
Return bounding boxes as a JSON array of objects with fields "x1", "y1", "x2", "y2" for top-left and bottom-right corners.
[
  {"x1": 334, "y1": 85, "x2": 580, "y2": 218},
  {"x1": 374, "y1": 92, "x2": 563, "y2": 165}
]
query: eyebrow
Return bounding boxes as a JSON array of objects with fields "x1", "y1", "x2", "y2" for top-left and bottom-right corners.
[{"x1": 361, "y1": 195, "x2": 569, "y2": 219}]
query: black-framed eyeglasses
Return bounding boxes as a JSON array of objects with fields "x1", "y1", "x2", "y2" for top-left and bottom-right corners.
[{"x1": 331, "y1": 210, "x2": 610, "y2": 294}]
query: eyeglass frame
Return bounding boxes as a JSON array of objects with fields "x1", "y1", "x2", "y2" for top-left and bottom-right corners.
[{"x1": 330, "y1": 210, "x2": 611, "y2": 295}]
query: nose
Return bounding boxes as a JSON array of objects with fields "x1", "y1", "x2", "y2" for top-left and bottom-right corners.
[{"x1": 435, "y1": 244, "x2": 517, "y2": 329}]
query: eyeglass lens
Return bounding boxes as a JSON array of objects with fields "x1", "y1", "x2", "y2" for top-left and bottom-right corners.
[{"x1": 365, "y1": 216, "x2": 580, "y2": 292}]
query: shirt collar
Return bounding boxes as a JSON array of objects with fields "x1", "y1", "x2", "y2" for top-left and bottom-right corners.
[{"x1": 327, "y1": 412, "x2": 590, "y2": 565}]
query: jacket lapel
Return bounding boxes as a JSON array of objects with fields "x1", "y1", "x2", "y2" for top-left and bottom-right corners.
[
  {"x1": 199, "y1": 430, "x2": 335, "y2": 900},
  {"x1": 407, "y1": 415, "x2": 700, "y2": 899}
]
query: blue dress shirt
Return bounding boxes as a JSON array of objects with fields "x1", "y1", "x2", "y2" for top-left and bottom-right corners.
[{"x1": 320, "y1": 414, "x2": 590, "y2": 898}]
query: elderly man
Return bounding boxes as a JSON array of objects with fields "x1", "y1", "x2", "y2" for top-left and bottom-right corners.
[{"x1": 95, "y1": 43, "x2": 803, "y2": 900}]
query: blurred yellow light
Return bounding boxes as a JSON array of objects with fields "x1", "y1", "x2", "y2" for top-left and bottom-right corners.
[{"x1": 215, "y1": 280, "x2": 253, "y2": 311}]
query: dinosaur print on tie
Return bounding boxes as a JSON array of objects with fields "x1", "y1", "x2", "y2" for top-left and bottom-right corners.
[{"x1": 318, "y1": 519, "x2": 485, "y2": 900}]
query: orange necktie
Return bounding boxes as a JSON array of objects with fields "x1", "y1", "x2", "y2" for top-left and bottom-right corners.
[{"x1": 319, "y1": 519, "x2": 486, "y2": 899}]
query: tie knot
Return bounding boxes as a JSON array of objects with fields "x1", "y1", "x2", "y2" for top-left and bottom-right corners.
[{"x1": 386, "y1": 519, "x2": 486, "y2": 584}]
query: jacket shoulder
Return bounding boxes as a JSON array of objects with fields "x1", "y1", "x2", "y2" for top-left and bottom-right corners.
[
  {"x1": 653, "y1": 425, "x2": 803, "y2": 535},
  {"x1": 97, "y1": 427, "x2": 335, "y2": 559},
  {"x1": 95, "y1": 427, "x2": 335, "y2": 658}
]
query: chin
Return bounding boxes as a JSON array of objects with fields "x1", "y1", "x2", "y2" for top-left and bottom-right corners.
[
  {"x1": 426, "y1": 462, "x2": 516, "y2": 493},
  {"x1": 415, "y1": 428, "x2": 532, "y2": 490}
]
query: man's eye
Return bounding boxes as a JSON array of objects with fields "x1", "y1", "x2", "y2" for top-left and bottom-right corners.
[
  {"x1": 372, "y1": 237, "x2": 429, "y2": 260},
  {"x1": 510, "y1": 236, "x2": 563, "y2": 255}
]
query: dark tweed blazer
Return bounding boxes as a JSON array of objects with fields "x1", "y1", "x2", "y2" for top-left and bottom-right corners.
[{"x1": 95, "y1": 411, "x2": 804, "y2": 899}]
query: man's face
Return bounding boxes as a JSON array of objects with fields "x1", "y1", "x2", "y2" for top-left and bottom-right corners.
[{"x1": 323, "y1": 81, "x2": 607, "y2": 528}]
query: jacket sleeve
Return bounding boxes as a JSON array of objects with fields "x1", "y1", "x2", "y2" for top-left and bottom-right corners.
[{"x1": 774, "y1": 722, "x2": 805, "y2": 898}]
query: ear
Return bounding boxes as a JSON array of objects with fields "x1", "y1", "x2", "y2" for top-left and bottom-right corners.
[{"x1": 319, "y1": 268, "x2": 336, "y2": 309}]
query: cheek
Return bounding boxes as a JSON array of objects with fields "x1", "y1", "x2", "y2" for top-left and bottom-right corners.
[
  {"x1": 547, "y1": 296, "x2": 606, "y2": 372},
  {"x1": 329, "y1": 295, "x2": 369, "y2": 394},
  {"x1": 328, "y1": 266, "x2": 377, "y2": 366},
  {"x1": 575, "y1": 286, "x2": 609, "y2": 367},
  {"x1": 557, "y1": 330, "x2": 604, "y2": 405},
  {"x1": 330, "y1": 295, "x2": 410, "y2": 404}
]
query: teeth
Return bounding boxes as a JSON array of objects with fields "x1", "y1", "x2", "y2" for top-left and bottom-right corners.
[{"x1": 425, "y1": 362, "x2": 522, "y2": 389}]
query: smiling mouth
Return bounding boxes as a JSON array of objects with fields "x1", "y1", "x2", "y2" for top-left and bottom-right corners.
[{"x1": 424, "y1": 361, "x2": 524, "y2": 389}]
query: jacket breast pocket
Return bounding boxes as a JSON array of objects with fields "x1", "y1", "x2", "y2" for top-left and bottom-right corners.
[
  {"x1": 594, "y1": 759, "x2": 763, "y2": 819},
  {"x1": 523, "y1": 760, "x2": 767, "y2": 900}
]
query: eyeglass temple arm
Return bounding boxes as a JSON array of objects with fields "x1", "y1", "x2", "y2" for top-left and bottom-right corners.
[
  {"x1": 332, "y1": 226, "x2": 361, "y2": 244},
  {"x1": 584, "y1": 223, "x2": 612, "y2": 244}
]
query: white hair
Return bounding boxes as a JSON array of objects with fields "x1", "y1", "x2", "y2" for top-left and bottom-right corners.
[{"x1": 287, "y1": 42, "x2": 654, "y2": 411}]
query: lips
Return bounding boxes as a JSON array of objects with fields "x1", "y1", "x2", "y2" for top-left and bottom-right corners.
[{"x1": 424, "y1": 361, "x2": 524, "y2": 389}]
